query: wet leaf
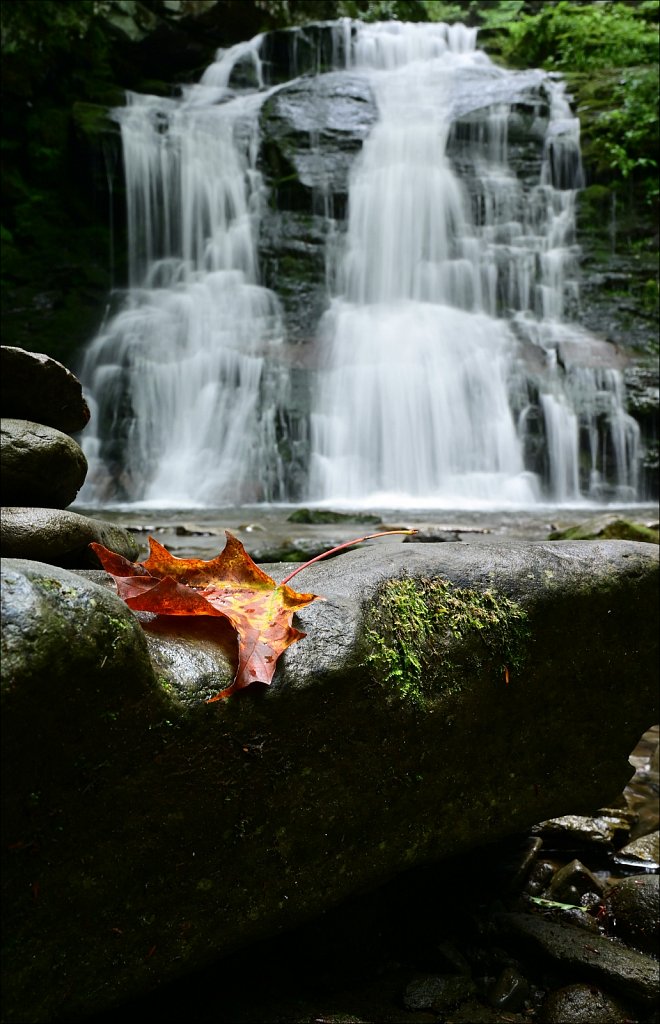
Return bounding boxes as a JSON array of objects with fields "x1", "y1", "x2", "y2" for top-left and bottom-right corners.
[
  {"x1": 91, "y1": 528, "x2": 415, "y2": 701},
  {"x1": 90, "y1": 532, "x2": 318, "y2": 700}
]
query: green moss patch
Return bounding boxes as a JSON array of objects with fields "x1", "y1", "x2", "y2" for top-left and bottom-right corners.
[
  {"x1": 549, "y1": 518, "x2": 659, "y2": 544},
  {"x1": 365, "y1": 576, "x2": 530, "y2": 708},
  {"x1": 287, "y1": 508, "x2": 382, "y2": 525}
]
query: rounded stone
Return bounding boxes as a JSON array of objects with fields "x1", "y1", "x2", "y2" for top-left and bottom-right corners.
[
  {"x1": 603, "y1": 874, "x2": 660, "y2": 955},
  {"x1": 0, "y1": 346, "x2": 91, "y2": 433},
  {"x1": 0, "y1": 506, "x2": 140, "y2": 568},
  {"x1": 539, "y1": 983, "x2": 633, "y2": 1023},
  {"x1": 1, "y1": 557, "x2": 155, "y2": 808},
  {"x1": 1, "y1": 418, "x2": 88, "y2": 508},
  {"x1": 1, "y1": 557, "x2": 153, "y2": 702}
]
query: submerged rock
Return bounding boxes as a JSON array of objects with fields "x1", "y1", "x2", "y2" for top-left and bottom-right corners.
[
  {"x1": 1, "y1": 540, "x2": 658, "y2": 1022},
  {"x1": 1, "y1": 418, "x2": 88, "y2": 509},
  {"x1": 0, "y1": 506, "x2": 140, "y2": 567}
]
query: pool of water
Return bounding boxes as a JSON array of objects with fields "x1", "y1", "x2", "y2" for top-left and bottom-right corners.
[{"x1": 72, "y1": 501, "x2": 658, "y2": 561}]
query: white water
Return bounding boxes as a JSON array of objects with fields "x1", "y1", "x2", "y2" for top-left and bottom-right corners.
[
  {"x1": 78, "y1": 19, "x2": 642, "y2": 508},
  {"x1": 79, "y1": 38, "x2": 288, "y2": 505},
  {"x1": 308, "y1": 20, "x2": 638, "y2": 505}
]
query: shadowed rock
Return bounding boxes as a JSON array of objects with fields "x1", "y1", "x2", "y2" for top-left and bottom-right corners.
[
  {"x1": 1, "y1": 418, "x2": 88, "y2": 508},
  {"x1": 0, "y1": 346, "x2": 90, "y2": 434},
  {"x1": 1, "y1": 540, "x2": 658, "y2": 1022}
]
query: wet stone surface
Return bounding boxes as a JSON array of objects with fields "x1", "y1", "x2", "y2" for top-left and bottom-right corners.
[{"x1": 82, "y1": 728, "x2": 660, "y2": 1024}]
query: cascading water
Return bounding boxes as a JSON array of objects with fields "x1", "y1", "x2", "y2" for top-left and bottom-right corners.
[
  {"x1": 308, "y1": 20, "x2": 639, "y2": 505},
  {"x1": 78, "y1": 38, "x2": 288, "y2": 505},
  {"x1": 78, "y1": 18, "x2": 642, "y2": 508}
]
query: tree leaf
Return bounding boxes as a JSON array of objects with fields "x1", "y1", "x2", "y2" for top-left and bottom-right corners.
[
  {"x1": 90, "y1": 528, "x2": 415, "y2": 701},
  {"x1": 90, "y1": 532, "x2": 319, "y2": 700}
]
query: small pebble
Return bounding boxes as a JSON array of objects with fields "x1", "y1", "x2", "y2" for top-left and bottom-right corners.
[
  {"x1": 403, "y1": 974, "x2": 477, "y2": 1011},
  {"x1": 524, "y1": 859, "x2": 555, "y2": 895},
  {"x1": 488, "y1": 964, "x2": 530, "y2": 1009}
]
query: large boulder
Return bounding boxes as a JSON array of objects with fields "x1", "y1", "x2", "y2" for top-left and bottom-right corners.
[
  {"x1": 0, "y1": 506, "x2": 141, "y2": 567},
  {"x1": 1, "y1": 540, "x2": 658, "y2": 1022},
  {"x1": 0, "y1": 418, "x2": 88, "y2": 508},
  {"x1": 0, "y1": 346, "x2": 91, "y2": 434}
]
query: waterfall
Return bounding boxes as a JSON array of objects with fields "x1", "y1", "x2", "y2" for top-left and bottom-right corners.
[
  {"x1": 308, "y1": 20, "x2": 638, "y2": 505},
  {"x1": 308, "y1": 22, "x2": 537, "y2": 504},
  {"x1": 78, "y1": 38, "x2": 288, "y2": 506},
  {"x1": 78, "y1": 19, "x2": 642, "y2": 508}
]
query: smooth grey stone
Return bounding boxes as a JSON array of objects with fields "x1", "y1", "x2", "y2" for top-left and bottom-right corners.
[
  {"x1": 1, "y1": 418, "x2": 87, "y2": 508},
  {"x1": 0, "y1": 506, "x2": 140, "y2": 567}
]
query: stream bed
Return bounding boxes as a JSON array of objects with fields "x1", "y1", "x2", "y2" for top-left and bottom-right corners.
[{"x1": 73, "y1": 501, "x2": 659, "y2": 564}]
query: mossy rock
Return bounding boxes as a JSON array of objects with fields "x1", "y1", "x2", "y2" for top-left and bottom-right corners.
[
  {"x1": 2, "y1": 541, "x2": 659, "y2": 1021},
  {"x1": 549, "y1": 518, "x2": 659, "y2": 544},
  {"x1": 287, "y1": 508, "x2": 382, "y2": 525}
]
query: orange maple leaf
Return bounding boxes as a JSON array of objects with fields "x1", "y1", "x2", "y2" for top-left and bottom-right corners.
[
  {"x1": 90, "y1": 532, "x2": 318, "y2": 701},
  {"x1": 90, "y1": 528, "x2": 415, "y2": 701}
]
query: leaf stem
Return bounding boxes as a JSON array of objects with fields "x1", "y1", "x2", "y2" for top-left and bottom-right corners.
[{"x1": 279, "y1": 530, "x2": 417, "y2": 586}]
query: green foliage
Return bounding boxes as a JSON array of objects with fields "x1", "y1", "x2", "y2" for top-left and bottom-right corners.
[
  {"x1": 419, "y1": 0, "x2": 465, "y2": 21},
  {"x1": 421, "y1": 0, "x2": 526, "y2": 27},
  {"x1": 501, "y1": 1, "x2": 658, "y2": 71},
  {"x1": 495, "y1": 2, "x2": 659, "y2": 207},
  {"x1": 594, "y1": 65, "x2": 659, "y2": 185},
  {"x1": 254, "y1": 0, "x2": 429, "y2": 25},
  {"x1": 1, "y1": 1, "x2": 92, "y2": 55}
]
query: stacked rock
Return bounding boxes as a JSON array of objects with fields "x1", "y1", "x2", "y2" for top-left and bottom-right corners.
[{"x1": 0, "y1": 346, "x2": 139, "y2": 567}]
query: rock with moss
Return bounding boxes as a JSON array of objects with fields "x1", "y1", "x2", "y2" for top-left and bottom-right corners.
[
  {"x1": 287, "y1": 508, "x2": 382, "y2": 525},
  {"x1": 548, "y1": 516, "x2": 659, "y2": 544},
  {"x1": 0, "y1": 506, "x2": 140, "y2": 567},
  {"x1": 1, "y1": 418, "x2": 88, "y2": 508},
  {"x1": 1, "y1": 540, "x2": 658, "y2": 1021},
  {"x1": 1, "y1": 557, "x2": 157, "y2": 801}
]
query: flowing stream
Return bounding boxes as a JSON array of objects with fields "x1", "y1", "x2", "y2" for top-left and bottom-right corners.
[{"x1": 78, "y1": 19, "x2": 642, "y2": 509}]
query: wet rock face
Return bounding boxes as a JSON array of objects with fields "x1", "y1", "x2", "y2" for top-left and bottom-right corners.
[
  {"x1": 1, "y1": 418, "x2": 88, "y2": 508},
  {"x1": 1, "y1": 540, "x2": 658, "y2": 1022},
  {"x1": 259, "y1": 70, "x2": 376, "y2": 349},
  {"x1": 497, "y1": 912, "x2": 659, "y2": 1008},
  {"x1": 260, "y1": 71, "x2": 376, "y2": 201},
  {"x1": 603, "y1": 874, "x2": 660, "y2": 957}
]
